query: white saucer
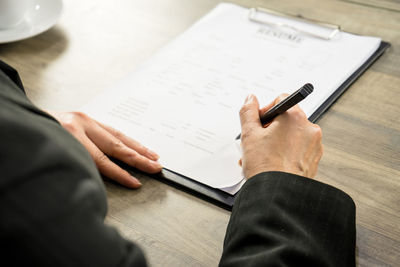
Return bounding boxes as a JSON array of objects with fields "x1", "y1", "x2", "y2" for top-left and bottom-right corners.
[{"x1": 0, "y1": 0, "x2": 63, "y2": 43}]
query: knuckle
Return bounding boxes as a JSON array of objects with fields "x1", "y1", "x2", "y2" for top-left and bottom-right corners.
[
  {"x1": 239, "y1": 105, "x2": 250, "y2": 116},
  {"x1": 288, "y1": 108, "x2": 306, "y2": 121},
  {"x1": 128, "y1": 153, "x2": 139, "y2": 166},
  {"x1": 113, "y1": 130, "x2": 124, "y2": 139},
  {"x1": 239, "y1": 105, "x2": 256, "y2": 121},
  {"x1": 295, "y1": 108, "x2": 307, "y2": 119},
  {"x1": 109, "y1": 139, "x2": 124, "y2": 157},
  {"x1": 95, "y1": 153, "x2": 109, "y2": 167},
  {"x1": 61, "y1": 121, "x2": 78, "y2": 132},
  {"x1": 240, "y1": 129, "x2": 255, "y2": 141},
  {"x1": 312, "y1": 124, "x2": 323, "y2": 140},
  {"x1": 240, "y1": 131, "x2": 251, "y2": 140},
  {"x1": 112, "y1": 139, "x2": 124, "y2": 150},
  {"x1": 72, "y1": 111, "x2": 89, "y2": 120},
  {"x1": 60, "y1": 112, "x2": 89, "y2": 132}
]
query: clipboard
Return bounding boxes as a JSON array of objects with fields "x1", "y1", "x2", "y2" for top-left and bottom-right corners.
[{"x1": 140, "y1": 7, "x2": 391, "y2": 211}]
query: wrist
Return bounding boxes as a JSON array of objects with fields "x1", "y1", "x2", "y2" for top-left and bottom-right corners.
[{"x1": 243, "y1": 161, "x2": 309, "y2": 180}]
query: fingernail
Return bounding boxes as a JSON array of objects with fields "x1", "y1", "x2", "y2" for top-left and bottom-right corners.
[
  {"x1": 151, "y1": 160, "x2": 162, "y2": 169},
  {"x1": 147, "y1": 149, "x2": 159, "y2": 160},
  {"x1": 131, "y1": 176, "x2": 142, "y2": 186},
  {"x1": 245, "y1": 94, "x2": 254, "y2": 104}
]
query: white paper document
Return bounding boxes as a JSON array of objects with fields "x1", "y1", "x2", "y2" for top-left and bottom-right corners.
[{"x1": 81, "y1": 3, "x2": 381, "y2": 194}]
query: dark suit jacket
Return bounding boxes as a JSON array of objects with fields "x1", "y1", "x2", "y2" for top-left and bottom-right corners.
[{"x1": 0, "y1": 61, "x2": 355, "y2": 266}]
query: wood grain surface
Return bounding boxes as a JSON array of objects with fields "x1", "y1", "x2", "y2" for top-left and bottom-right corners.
[{"x1": 0, "y1": 0, "x2": 399, "y2": 266}]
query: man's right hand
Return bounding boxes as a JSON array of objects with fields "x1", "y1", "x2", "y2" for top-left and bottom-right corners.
[{"x1": 239, "y1": 94, "x2": 323, "y2": 179}]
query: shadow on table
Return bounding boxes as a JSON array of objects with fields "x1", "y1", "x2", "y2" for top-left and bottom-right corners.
[{"x1": 0, "y1": 26, "x2": 68, "y2": 70}]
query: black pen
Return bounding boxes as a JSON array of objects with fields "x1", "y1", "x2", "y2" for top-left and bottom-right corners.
[{"x1": 236, "y1": 83, "x2": 314, "y2": 140}]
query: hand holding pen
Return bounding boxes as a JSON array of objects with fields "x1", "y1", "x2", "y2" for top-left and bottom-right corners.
[
  {"x1": 237, "y1": 83, "x2": 314, "y2": 139},
  {"x1": 238, "y1": 84, "x2": 323, "y2": 179}
]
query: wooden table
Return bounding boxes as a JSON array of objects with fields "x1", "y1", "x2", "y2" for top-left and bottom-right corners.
[{"x1": 1, "y1": 0, "x2": 399, "y2": 266}]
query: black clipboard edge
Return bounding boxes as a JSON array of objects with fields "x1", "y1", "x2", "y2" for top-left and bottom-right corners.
[
  {"x1": 153, "y1": 168, "x2": 235, "y2": 210},
  {"x1": 150, "y1": 41, "x2": 390, "y2": 211},
  {"x1": 309, "y1": 41, "x2": 391, "y2": 122},
  {"x1": 114, "y1": 159, "x2": 235, "y2": 210}
]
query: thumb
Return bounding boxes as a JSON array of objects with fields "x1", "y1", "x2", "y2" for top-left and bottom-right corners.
[{"x1": 239, "y1": 94, "x2": 261, "y2": 136}]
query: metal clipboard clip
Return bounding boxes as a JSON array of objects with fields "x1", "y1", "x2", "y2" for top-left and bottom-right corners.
[{"x1": 248, "y1": 7, "x2": 340, "y2": 40}]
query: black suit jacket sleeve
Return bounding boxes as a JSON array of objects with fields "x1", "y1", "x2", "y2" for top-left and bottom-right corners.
[
  {"x1": 219, "y1": 172, "x2": 356, "y2": 267},
  {"x1": 0, "y1": 61, "x2": 147, "y2": 266},
  {"x1": 1, "y1": 60, "x2": 355, "y2": 266}
]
